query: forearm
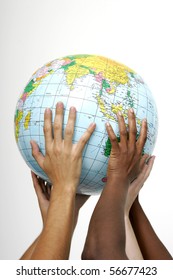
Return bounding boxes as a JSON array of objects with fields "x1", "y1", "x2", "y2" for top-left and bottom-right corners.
[
  {"x1": 82, "y1": 178, "x2": 129, "y2": 260},
  {"x1": 30, "y1": 186, "x2": 76, "y2": 260},
  {"x1": 91, "y1": 180, "x2": 128, "y2": 245},
  {"x1": 130, "y1": 199, "x2": 172, "y2": 260},
  {"x1": 125, "y1": 216, "x2": 143, "y2": 260}
]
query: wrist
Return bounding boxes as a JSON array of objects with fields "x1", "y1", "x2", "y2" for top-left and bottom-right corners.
[
  {"x1": 51, "y1": 183, "x2": 76, "y2": 201},
  {"x1": 106, "y1": 174, "x2": 129, "y2": 188}
]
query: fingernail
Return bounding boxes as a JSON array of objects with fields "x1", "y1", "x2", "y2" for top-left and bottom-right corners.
[
  {"x1": 89, "y1": 122, "x2": 96, "y2": 128},
  {"x1": 56, "y1": 102, "x2": 63, "y2": 108},
  {"x1": 145, "y1": 155, "x2": 155, "y2": 164},
  {"x1": 118, "y1": 111, "x2": 122, "y2": 116},
  {"x1": 45, "y1": 108, "x2": 51, "y2": 113},
  {"x1": 106, "y1": 122, "x2": 110, "y2": 127},
  {"x1": 130, "y1": 108, "x2": 134, "y2": 113},
  {"x1": 70, "y1": 106, "x2": 76, "y2": 112}
]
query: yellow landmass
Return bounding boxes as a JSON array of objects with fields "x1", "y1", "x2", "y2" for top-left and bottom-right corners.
[
  {"x1": 96, "y1": 95, "x2": 114, "y2": 120},
  {"x1": 96, "y1": 95, "x2": 131, "y2": 121},
  {"x1": 15, "y1": 110, "x2": 23, "y2": 141},
  {"x1": 65, "y1": 64, "x2": 89, "y2": 85},
  {"x1": 64, "y1": 55, "x2": 136, "y2": 87},
  {"x1": 24, "y1": 111, "x2": 31, "y2": 129},
  {"x1": 137, "y1": 118, "x2": 142, "y2": 126},
  {"x1": 111, "y1": 104, "x2": 123, "y2": 114}
]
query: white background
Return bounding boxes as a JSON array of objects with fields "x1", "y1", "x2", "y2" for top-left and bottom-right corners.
[{"x1": 0, "y1": 0, "x2": 173, "y2": 260}]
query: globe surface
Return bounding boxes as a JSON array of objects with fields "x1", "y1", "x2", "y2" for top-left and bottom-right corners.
[{"x1": 14, "y1": 54, "x2": 158, "y2": 195}]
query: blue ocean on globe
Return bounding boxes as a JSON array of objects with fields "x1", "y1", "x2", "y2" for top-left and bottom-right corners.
[{"x1": 14, "y1": 54, "x2": 158, "y2": 195}]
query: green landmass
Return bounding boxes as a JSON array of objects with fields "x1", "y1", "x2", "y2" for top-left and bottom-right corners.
[
  {"x1": 61, "y1": 60, "x2": 76, "y2": 71},
  {"x1": 100, "y1": 79, "x2": 111, "y2": 96},
  {"x1": 102, "y1": 79, "x2": 110, "y2": 90},
  {"x1": 80, "y1": 65, "x2": 95, "y2": 75},
  {"x1": 127, "y1": 90, "x2": 134, "y2": 107},
  {"x1": 24, "y1": 79, "x2": 35, "y2": 93},
  {"x1": 104, "y1": 137, "x2": 112, "y2": 157},
  {"x1": 104, "y1": 135, "x2": 121, "y2": 157},
  {"x1": 66, "y1": 54, "x2": 90, "y2": 60},
  {"x1": 130, "y1": 72, "x2": 135, "y2": 78}
]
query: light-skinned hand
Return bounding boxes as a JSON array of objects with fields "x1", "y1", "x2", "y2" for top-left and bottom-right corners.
[
  {"x1": 31, "y1": 171, "x2": 51, "y2": 225},
  {"x1": 125, "y1": 155, "x2": 155, "y2": 216},
  {"x1": 30, "y1": 102, "x2": 96, "y2": 192}
]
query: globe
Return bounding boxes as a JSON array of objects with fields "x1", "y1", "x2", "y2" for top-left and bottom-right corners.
[{"x1": 14, "y1": 54, "x2": 158, "y2": 195}]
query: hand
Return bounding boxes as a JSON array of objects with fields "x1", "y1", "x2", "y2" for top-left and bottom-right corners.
[
  {"x1": 30, "y1": 102, "x2": 96, "y2": 191},
  {"x1": 125, "y1": 155, "x2": 155, "y2": 216},
  {"x1": 31, "y1": 171, "x2": 52, "y2": 225},
  {"x1": 106, "y1": 109, "x2": 147, "y2": 183}
]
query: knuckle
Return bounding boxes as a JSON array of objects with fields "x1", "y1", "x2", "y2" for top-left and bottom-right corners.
[
  {"x1": 110, "y1": 134, "x2": 117, "y2": 143},
  {"x1": 44, "y1": 125, "x2": 51, "y2": 134},
  {"x1": 54, "y1": 122, "x2": 61, "y2": 131},
  {"x1": 128, "y1": 147, "x2": 135, "y2": 156},
  {"x1": 65, "y1": 126, "x2": 73, "y2": 136},
  {"x1": 80, "y1": 135, "x2": 87, "y2": 145},
  {"x1": 120, "y1": 143, "x2": 128, "y2": 154},
  {"x1": 45, "y1": 146, "x2": 51, "y2": 156},
  {"x1": 120, "y1": 128, "x2": 127, "y2": 137},
  {"x1": 122, "y1": 148, "x2": 128, "y2": 155},
  {"x1": 131, "y1": 127, "x2": 137, "y2": 135}
]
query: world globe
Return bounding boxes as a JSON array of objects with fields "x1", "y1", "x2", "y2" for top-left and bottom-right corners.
[{"x1": 14, "y1": 54, "x2": 158, "y2": 195}]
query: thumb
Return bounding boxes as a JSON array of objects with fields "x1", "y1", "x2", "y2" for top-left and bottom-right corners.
[{"x1": 30, "y1": 140, "x2": 44, "y2": 169}]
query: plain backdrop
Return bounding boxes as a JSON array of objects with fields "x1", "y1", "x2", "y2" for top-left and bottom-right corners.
[{"x1": 0, "y1": 0, "x2": 173, "y2": 260}]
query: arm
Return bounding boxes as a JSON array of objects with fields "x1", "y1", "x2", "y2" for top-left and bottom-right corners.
[
  {"x1": 125, "y1": 155, "x2": 155, "y2": 259},
  {"x1": 130, "y1": 197, "x2": 172, "y2": 260},
  {"x1": 125, "y1": 217, "x2": 143, "y2": 260},
  {"x1": 20, "y1": 173, "x2": 89, "y2": 260},
  {"x1": 28, "y1": 102, "x2": 95, "y2": 260},
  {"x1": 82, "y1": 109, "x2": 147, "y2": 260},
  {"x1": 20, "y1": 172, "x2": 50, "y2": 260}
]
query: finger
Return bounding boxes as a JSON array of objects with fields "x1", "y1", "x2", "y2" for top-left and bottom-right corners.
[
  {"x1": 45, "y1": 184, "x2": 51, "y2": 200},
  {"x1": 30, "y1": 140, "x2": 44, "y2": 169},
  {"x1": 76, "y1": 122, "x2": 96, "y2": 154},
  {"x1": 42, "y1": 183, "x2": 50, "y2": 200},
  {"x1": 31, "y1": 171, "x2": 43, "y2": 198},
  {"x1": 143, "y1": 155, "x2": 155, "y2": 180},
  {"x1": 139, "y1": 154, "x2": 150, "y2": 170},
  {"x1": 128, "y1": 108, "x2": 137, "y2": 148},
  {"x1": 117, "y1": 111, "x2": 128, "y2": 149},
  {"x1": 105, "y1": 122, "x2": 119, "y2": 151},
  {"x1": 46, "y1": 183, "x2": 52, "y2": 199},
  {"x1": 38, "y1": 177, "x2": 46, "y2": 193},
  {"x1": 44, "y1": 108, "x2": 53, "y2": 150},
  {"x1": 136, "y1": 119, "x2": 148, "y2": 155},
  {"x1": 54, "y1": 102, "x2": 64, "y2": 144},
  {"x1": 64, "y1": 106, "x2": 76, "y2": 148},
  {"x1": 137, "y1": 155, "x2": 155, "y2": 183}
]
